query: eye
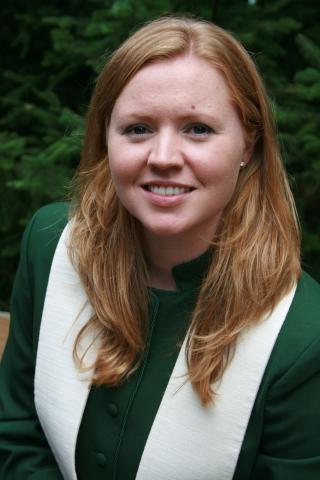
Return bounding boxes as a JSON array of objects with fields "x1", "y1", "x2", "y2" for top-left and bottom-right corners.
[
  {"x1": 123, "y1": 124, "x2": 152, "y2": 136},
  {"x1": 184, "y1": 123, "x2": 213, "y2": 136}
]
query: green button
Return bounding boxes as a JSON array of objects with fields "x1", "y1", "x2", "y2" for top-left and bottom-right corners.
[
  {"x1": 107, "y1": 402, "x2": 118, "y2": 417},
  {"x1": 96, "y1": 452, "x2": 107, "y2": 466}
]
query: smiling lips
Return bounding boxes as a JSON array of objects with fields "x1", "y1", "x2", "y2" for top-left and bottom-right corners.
[{"x1": 144, "y1": 185, "x2": 193, "y2": 196}]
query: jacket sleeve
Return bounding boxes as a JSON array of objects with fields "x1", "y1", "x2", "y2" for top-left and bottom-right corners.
[
  {"x1": 250, "y1": 335, "x2": 320, "y2": 479},
  {"x1": 0, "y1": 213, "x2": 63, "y2": 479}
]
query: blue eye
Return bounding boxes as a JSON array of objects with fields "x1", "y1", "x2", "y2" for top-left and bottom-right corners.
[
  {"x1": 123, "y1": 124, "x2": 151, "y2": 135},
  {"x1": 186, "y1": 123, "x2": 213, "y2": 135}
]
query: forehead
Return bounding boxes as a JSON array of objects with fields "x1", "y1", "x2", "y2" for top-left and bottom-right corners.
[{"x1": 111, "y1": 55, "x2": 234, "y2": 117}]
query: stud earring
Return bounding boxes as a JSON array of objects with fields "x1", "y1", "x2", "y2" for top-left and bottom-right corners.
[{"x1": 240, "y1": 161, "x2": 246, "y2": 168}]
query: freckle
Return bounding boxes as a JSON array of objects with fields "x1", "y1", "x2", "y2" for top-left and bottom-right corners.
[{"x1": 191, "y1": 105, "x2": 195, "y2": 109}]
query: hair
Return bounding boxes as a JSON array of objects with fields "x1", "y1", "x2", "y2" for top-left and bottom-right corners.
[{"x1": 69, "y1": 16, "x2": 301, "y2": 405}]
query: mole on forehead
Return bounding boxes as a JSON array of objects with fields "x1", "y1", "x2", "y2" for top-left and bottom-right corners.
[{"x1": 191, "y1": 105, "x2": 196, "y2": 109}]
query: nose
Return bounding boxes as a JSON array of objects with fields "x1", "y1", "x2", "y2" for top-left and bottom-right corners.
[{"x1": 147, "y1": 130, "x2": 184, "y2": 170}]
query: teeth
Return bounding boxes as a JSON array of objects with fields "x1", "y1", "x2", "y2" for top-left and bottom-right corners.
[{"x1": 147, "y1": 185, "x2": 191, "y2": 195}]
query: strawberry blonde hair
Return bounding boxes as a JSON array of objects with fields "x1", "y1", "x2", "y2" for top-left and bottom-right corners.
[{"x1": 69, "y1": 16, "x2": 300, "y2": 405}]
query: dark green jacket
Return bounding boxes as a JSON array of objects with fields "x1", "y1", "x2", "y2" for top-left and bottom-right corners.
[{"x1": 1, "y1": 203, "x2": 320, "y2": 479}]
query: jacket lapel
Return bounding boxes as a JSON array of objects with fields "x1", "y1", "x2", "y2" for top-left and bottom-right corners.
[{"x1": 34, "y1": 223, "x2": 95, "y2": 480}]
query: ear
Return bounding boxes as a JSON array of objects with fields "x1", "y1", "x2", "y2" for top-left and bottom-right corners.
[
  {"x1": 242, "y1": 147, "x2": 252, "y2": 166},
  {"x1": 239, "y1": 147, "x2": 252, "y2": 169},
  {"x1": 243, "y1": 132, "x2": 256, "y2": 165}
]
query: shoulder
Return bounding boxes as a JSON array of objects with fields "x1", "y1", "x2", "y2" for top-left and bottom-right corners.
[
  {"x1": 291, "y1": 270, "x2": 320, "y2": 318},
  {"x1": 262, "y1": 271, "x2": 320, "y2": 394},
  {"x1": 31, "y1": 201, "x2": 70, "y2": 225},
  {"x1": 277, "y1": 271, "x2": 320, "y2": 355},
  {"x1": 26, "y1": 202, "x2": 70, "y2": 246},
  {"x1": 20, "y1": 202, "x2": 70, "y2": 297},
  {"x1": 8, "y1": 203, "x2": 71, "y2": 354},
  {"x1": 23, "y1": 202, "x2": 70, "y2": 264}
]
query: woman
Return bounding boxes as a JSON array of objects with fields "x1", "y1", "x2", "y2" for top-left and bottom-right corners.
[{"x1": 0, "y1": 16, "x2": 319, "y2": 480}]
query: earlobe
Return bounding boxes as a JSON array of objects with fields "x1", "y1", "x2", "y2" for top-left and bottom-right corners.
[
  {"x1": 240, "y1": 144, "x2": 253, "y2": 169},
  {"x1": 240, "y1": 148, "x2": 252, "y2": 170}
]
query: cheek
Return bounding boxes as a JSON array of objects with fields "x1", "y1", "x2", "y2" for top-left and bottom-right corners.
[
  {"x1": 197, "y1": 153, "x2": 242, "y2": 204},
  {"x1": 198, "y1": 157, "x2": 240, "y2": 188},
  {"x1": 108, "y1": 138, "x2": 146, "y2": 184},
  {"x1": 196, "y1": 138, "x2": 244, "y2": 177},
  {"x1": 108, "y1": 144, "x2": 133, "y2": 186},
  {"x1": 109, "y1": 159, "x2": 127, "y2": 180},
  {"x1": 108, "y1": 157, "x2": 125, "y2": 193}
]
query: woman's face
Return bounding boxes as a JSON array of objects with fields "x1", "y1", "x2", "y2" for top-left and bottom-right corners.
[{"x1": 108, "y1": 55, "x2": 249, "y2": 244}]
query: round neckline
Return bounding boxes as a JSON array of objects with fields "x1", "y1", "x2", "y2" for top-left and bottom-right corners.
[{"x1": 148, "y1": 249, "x2": 212, "y2": 295}]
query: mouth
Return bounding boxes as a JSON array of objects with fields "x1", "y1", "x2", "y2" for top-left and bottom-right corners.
[{"x1": 143, "y1": 185, "x2": 194, "y2": 196}]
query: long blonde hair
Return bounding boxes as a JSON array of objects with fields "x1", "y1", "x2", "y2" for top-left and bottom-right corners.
[{"x1": 70, "y1": 16, "x2": 300, "y2": 405}]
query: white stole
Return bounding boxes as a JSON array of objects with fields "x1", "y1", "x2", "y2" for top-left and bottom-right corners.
[{"x1": 35, "y1": 223, "x2": 296, "y2": 479}]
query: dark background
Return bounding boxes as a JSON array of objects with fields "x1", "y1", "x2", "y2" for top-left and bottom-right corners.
[{"x1": 1, "y1": 0, "x2": 319, "y2": 309}]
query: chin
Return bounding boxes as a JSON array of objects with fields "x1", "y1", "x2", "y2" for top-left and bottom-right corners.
[{"x1": 142, "y1": 221, "x2": 191, "y2": 238}]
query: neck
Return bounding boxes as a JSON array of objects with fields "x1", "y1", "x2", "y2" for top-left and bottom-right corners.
[{"x1": 143, "y1": 232, "x2": 212, "y2": 291}]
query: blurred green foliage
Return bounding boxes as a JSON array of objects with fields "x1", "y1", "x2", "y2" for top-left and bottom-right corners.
[{"x1": 1, "y1": 0, "x2": 319, "y2": 309}]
